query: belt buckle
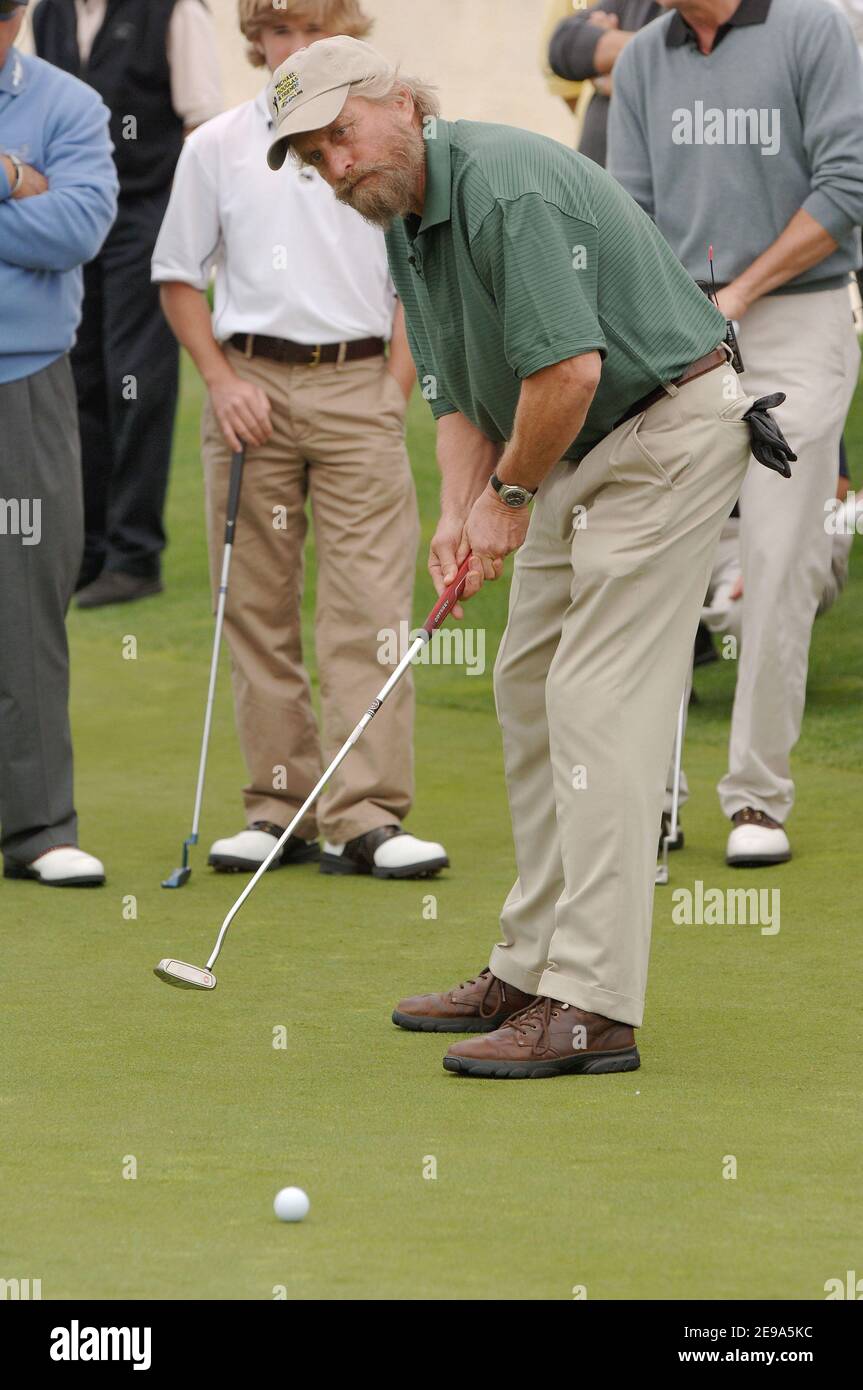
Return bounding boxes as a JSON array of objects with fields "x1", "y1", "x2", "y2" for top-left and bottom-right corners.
[{"x1": 309, "y1": 344, "x2": 322, "y2": 367}]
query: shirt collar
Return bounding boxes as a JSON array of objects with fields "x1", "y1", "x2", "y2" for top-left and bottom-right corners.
[
  {"x1": 416, "y1": 118, "x2": 452, "y2": 235},
  {"x1": 0, "y1": 47, "x2": 27, "y2": 96},
  {"x1": 666, "y1": 0, "x2": 772, "y2": 50},
  {"x1": 255, "y1": 85, "x2": 273, "y2": 127}
]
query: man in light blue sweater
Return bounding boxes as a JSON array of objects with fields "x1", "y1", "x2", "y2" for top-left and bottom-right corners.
[
  {"x1": 0, "y1": 0, "x2": 117, "y2": 885},
  {"x1": 609, "y1": 0, "x2": 863, "y2": 867}
]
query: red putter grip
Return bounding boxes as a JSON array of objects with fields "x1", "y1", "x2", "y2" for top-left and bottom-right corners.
[{"x1": 423, "y1": 556, "x2": 473, "y2": 634}]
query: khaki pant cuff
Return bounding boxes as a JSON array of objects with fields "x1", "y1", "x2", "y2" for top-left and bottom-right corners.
[
  {"x1": 488, "y1": 947, "x2": 545, "y2": 997},
  {"x1": 537, "y1": 969, "x2": 643, "y2": 1028},
  {"x1": 721, "y1": 797, "x2": 787, "y2": 826},
  {"x1": 323, "y1": 812, "x2": 402, "y2": 845},
  {"x1": 244, "y1": 800, "x2": 318, "y2": 840}
]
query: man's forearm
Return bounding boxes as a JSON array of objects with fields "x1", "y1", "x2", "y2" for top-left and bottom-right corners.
[
  {"x1": 496, "y1": 354, "x2": 602, "y2": 492},
  {"x1": 729, "y1": 208, "x2": 839, "y2": 310},
  {"x1": 387, "y1": 299, "x2": 417, "y2": 400},
  {"x1": 159, "y1": 281, "x2": 232, "y2": 386},
  {"x1": 436, "y1": 411, "x2": 503, "y2": 515}
]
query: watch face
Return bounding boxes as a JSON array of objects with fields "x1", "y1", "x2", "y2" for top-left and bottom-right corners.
[{"x1": 502, "y1": 486, "x2": 530, "y2": 508}]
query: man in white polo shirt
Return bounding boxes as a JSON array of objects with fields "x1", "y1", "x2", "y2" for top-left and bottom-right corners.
[{"x1": 152, "y1": 0, "x2": 448, "y2": 881}]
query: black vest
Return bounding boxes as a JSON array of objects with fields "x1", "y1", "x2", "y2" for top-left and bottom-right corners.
[{"x1": 33, "y1": 0, "x2": 193, "y2": 198}]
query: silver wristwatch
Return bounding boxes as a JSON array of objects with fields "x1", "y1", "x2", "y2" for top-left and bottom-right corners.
[
  {"x1": 5, "y1": 152, "x2": 23, "y2": 196},
  {"x1": 490, "y1": 472, "x2": 535, "y2": 509}
]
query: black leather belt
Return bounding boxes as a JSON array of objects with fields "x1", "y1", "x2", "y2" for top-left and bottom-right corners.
[
  {"x1": 229, "y1": 333, "x2": 385, "y2": 366},
  {"x1": 617, "y1": 347, "x2": 728, "y2": 428}
]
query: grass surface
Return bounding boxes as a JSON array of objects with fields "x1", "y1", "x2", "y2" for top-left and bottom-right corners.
[{"x1": 2, "y1": 361, "x2": 862, "y2": 1301}]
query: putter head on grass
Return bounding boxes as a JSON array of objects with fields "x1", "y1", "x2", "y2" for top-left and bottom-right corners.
[
  {"x1": 153, "y1": 958, "x2": 216, "y2": 990},
  {"x1": 161, "y1": 866, "x2": 192, "y2": 889}
]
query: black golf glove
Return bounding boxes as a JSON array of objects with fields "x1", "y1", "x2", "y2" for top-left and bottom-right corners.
[{"x1": 743, "y1": 393, "x2": 796, "y2": 478}]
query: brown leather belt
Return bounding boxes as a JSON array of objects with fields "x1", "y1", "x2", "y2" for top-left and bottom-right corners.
[
  {"x1": 229, "y1": 333, "x2": 385, "y2": 367},
  {"x1": 617, "y1": 347, "x2": 728, "y2": 428}
]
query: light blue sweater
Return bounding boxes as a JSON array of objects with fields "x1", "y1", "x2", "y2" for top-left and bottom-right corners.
[
  {"x1": 0, "y1": 47, "x2": 118, "y2": 384},
  {"x1": 608, "y1": 0, "x2": 863, "y2": 289}
]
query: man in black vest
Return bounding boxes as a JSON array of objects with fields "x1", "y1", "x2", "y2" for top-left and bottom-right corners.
[{"x1": 32, "y1": 0, "x2": 222, "y2": 605}]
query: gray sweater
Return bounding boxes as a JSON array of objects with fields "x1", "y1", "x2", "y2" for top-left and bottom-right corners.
[{"x1": 608, "y1": 0, "x2": 863, "y2": 289}]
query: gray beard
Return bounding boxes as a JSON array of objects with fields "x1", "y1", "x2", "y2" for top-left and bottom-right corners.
[{"x1": 334, "y1": 128, "x2": 425, "y2": 229}]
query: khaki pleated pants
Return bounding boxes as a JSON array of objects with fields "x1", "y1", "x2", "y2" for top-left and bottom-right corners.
[
  {"x1": 718, "y1": 286, "x2": 860, "y2": 822},
  {"x1": 202, "y1": 347, "x2": 420, "y2": 844},
  {"x1": 490, "y1": 363, "x2": 753, "y2": 1026}
]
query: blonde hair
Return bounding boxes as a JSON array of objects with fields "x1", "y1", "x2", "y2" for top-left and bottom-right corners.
[{"x1": 238, "y1": 0, "x2": 374, "y2": 68}]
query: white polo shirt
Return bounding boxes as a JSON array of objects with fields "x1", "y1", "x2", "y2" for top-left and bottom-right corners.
[{"x1": 151, "y1": 89, "x2": 397, "y2": 346}]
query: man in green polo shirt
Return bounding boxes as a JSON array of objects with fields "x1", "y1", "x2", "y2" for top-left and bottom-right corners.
[{"x1": 267, "y1": 37, "x2": 755, "y2": 1079}]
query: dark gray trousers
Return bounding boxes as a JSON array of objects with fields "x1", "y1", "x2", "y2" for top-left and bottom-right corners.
[{"x1": 0, "y1": 355, "x2": 82, "y2": 863}]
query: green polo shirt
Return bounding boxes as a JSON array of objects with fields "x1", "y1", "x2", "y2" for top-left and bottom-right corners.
[{"x1": 385, "y1": 119, "x2": 727, "y2": 461}]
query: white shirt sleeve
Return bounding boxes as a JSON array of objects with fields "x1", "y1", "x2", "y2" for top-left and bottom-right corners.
[
  {"x1": 823, "y1": 0, "x2": 863, "y2": 51},
  {"x1": 151, "y1": 133, "x2": 221, "y2": 288},
  {"x1": 167, "y1": 0, "x2": 224, "y2": 128}
]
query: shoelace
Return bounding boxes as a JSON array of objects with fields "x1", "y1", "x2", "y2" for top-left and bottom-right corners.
[
  {"x1": 451, "y1": 968, "x2": 501, "y2": 1019},
  {"x1": 739, "y1": 807, "x2": 779, "y2": 829},
  {"x1": 506, "y1": 996, "x2": 557, "y2": 1051}
]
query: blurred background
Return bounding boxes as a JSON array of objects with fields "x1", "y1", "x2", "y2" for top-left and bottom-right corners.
[{"x1": 18, "y1": 0, "x2": 576, "y2": 139}]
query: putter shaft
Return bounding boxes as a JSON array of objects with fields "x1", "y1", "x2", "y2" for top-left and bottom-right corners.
[
  {"x1": 156, "y1": 556, "x2": 473, "y2": 986},
  {"x1": 162, "y1": 449, "x2": 245, "y2": 888},
  {"x1": 205, "y1": 631, "x2": 428, "y2": 970}
]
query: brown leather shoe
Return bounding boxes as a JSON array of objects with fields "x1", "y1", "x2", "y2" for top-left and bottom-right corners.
[
  {"x1": 76, "y1": 570, "x2": 163, "y2": 608},
  {"x1": 392, "y1": 967, "x2": 535, "y2": 1033},
  {"x1": 443, "y1": 995, "x2": 640, "y2": 1078}
]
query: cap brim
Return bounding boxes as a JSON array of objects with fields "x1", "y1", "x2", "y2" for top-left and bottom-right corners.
[{"x1": 267, "y1": 84, "x2": 351, "y2": 170}]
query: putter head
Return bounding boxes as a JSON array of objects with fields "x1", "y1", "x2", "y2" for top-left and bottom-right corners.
[
  {"x1": 161, "y1": 866, "x2": 192, "y2": 889},
  {"x1": 154, "y1": 958, "x2": 216, "y2": 991}
]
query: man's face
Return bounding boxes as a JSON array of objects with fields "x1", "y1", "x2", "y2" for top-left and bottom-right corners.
[
  {"x1": 291, "y1": 93, "x2": 426, "y2": 228},
  {"x1": 257, "y1": 13, "x2": 335, "y2": 72},
  {"x1": 0, "y1": 6, "x2": 25, "y2": 66}
]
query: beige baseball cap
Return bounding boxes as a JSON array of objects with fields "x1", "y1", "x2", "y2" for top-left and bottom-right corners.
[{"x1": 266, "y1": 36, "x2": 396, "y2": 171}]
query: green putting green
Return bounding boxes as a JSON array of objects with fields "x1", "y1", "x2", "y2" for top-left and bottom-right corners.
[{"x1": 3, "y1": 362, "x2": 861, "y2": 1301}]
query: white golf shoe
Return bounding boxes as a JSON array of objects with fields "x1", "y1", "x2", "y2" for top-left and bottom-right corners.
[
  {"x1": 320, "y1": 825, "x2": 449, "y2": 879},
  {"x1": 208, "y1": 822, "x2": 319, "y2": 872},
  {"x1": 3, "y1": 845, "x2": 106, "y2": 886},
  {"x1": 726, "y1": 808, "x2": 791, "y2": 868}
]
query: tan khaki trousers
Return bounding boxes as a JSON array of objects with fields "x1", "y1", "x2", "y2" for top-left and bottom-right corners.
[
  {"x1": 490, "y1": 364, "x2": 753, "y2": 1027},
  {"x1": 718, "y1": 286, "x2": 860, "y2": 822},
  {"x1": 202, "y1": 347, "x2": 420, "y2": 843}
]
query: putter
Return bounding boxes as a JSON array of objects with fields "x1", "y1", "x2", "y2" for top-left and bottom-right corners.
[
  {"x1": 162, "y1": 448, "x2": 245, "y2": 889},
  {"x1": 154, "y1": 554, "x2": 476, "y2": 990},
  {"x1": 655, "y1": 688, "x2": 686, "y2": 887}
]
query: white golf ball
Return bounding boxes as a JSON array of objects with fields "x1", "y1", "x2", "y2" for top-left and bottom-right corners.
[{"x1": 273, "y1": 1186, "x2": 310, "y2": 1222}]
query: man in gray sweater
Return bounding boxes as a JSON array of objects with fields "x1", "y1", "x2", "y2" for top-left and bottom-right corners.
[{"x1": 608, "y1": 0, "x2": 863, "y2": 867}]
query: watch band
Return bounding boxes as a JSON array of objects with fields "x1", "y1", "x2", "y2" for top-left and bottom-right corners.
[
  {"x1": 490, "y1": 471, "x2": 536, "y2": 506},
  {"x1": 5, "y1": 153, "x2": 23, "y2": 196}
]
